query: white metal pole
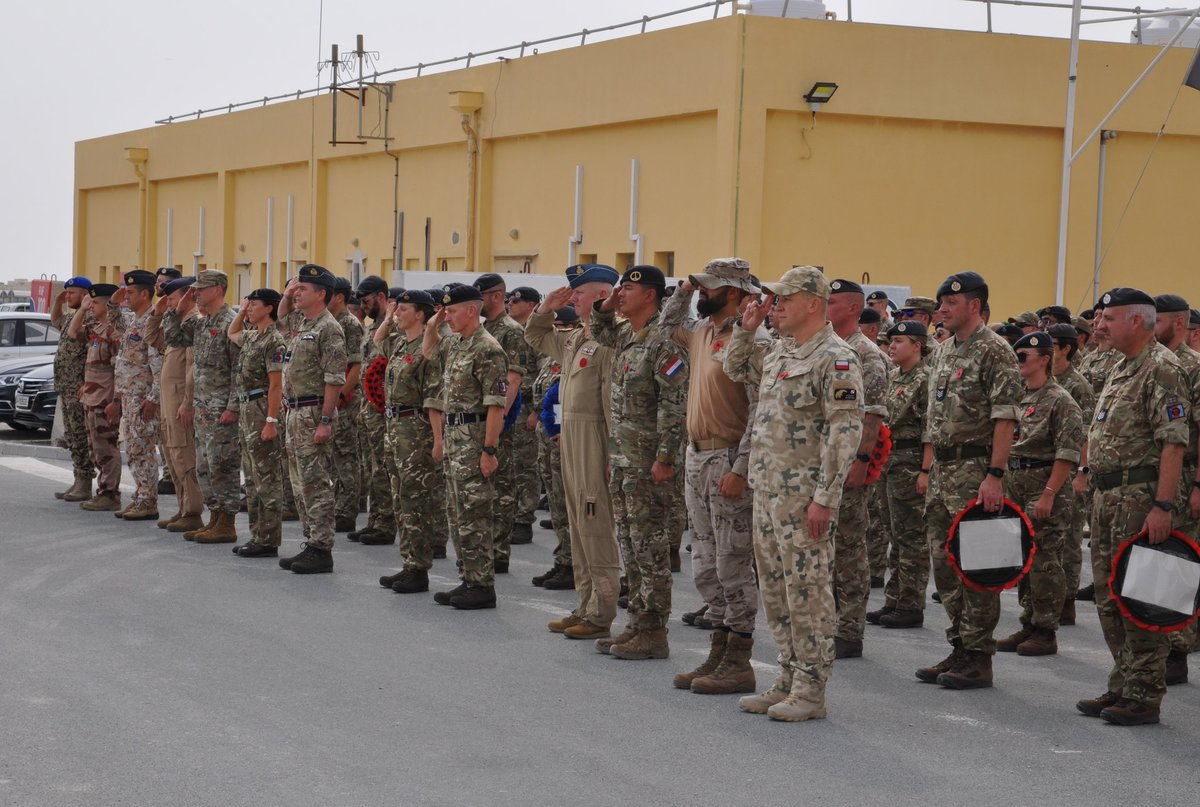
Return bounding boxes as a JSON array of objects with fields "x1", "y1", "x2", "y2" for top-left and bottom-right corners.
[
  {"x1": 1054, "y1": 0, "x2": 1083, "y2": 307},
  {"x1": 1092, "y1": 131, "x2": 1114, "y2": 305}
]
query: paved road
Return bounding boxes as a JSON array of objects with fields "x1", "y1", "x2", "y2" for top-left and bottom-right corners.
[{"x1": 0, "y1": 453, "x2": 1196, "y2": 807}]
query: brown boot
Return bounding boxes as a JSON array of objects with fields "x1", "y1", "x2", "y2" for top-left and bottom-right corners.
[
  {"x1": 1060, "y1": 599, "x2": 1076, "y2": 626},
  {"x1": 157, "y1": 511, "x2": 182, "y2": 529},
  {"x1": 916, "y1": 640, "x2": 964, "y2": 683},
  {"x1": 121, "y1": 503, "x2": 160, "y2": 521},
  {"x1": 739, "y1": 675, "x2": 792, "y2": 714},
  {"x1": 997, "y1": 624, "x2": 1035, "y2": 653},
  {"x1": 1076, "y1": 690, "x2": 1121, "y2": 717},
  {"x1": 168, "y1": 513, "x2": 205, "y2": 534},
  {"x1": 58, "y1": 473, "x2": 92, "y2": 501},
  {"x1": 195, "y1": 511, "x2": 238, "y2": 544},
  {"x1": 936, "y1": 650, "x2": 993, "y2": 689},
  {"x1": 183, "y1": 511, "x2": 218, "y2": 541},
  {"x1": 611, "y1": 616, "x2": 669, "y2": 660},
  {"x1": 692, "y1": 633, "x2": 757, "y2": 695},
  {"x1": 673, "y1": 630, "x2": 728, "y2": 689},
  {"x1": 1100, "y1": 698, "x2": 1161, "y2": 726},
  {"x1": 595, "y1": 622, "x2": 638, "y2": 655},
  {"x1": 80, "y1": 494, "x2": 121, "y2": 511},
  {"x1": 1016, "y1": 628, "x2": 1057, "y2": 656},
  {"x1": 548, "y1": 613, "x2": 585, "y2": 634}
]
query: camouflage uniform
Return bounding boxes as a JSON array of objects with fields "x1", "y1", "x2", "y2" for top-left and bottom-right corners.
[
  {"x1": 1007, "y1": 377, "x2": 1084, "y2": 630},
  {"x1": 79, "y1": 316, "x2": 122, "y2": 498},
  {"x1": 835, "y1": 330, "x2": 889, "y2": 645},
  {"x1": 234, "y1": 326, "x2": 287, "y2": 547},
  {"x1": 882, "y1": 362, "x2": 930, "y2": 614},
  {"x1": 867, "y1": 478, "x2": 892, "y2": 582},
  {"x1": 386, "y1": 333, "x2": 444, "y2": 572},
  {"x1": 169, "y1": 304, "x2": 241, "y2": 514},
  {"x1": 361, "y1": 321, "x2": 399, "y2": 539},
  {"x1": 332, "y1": 310, "x2": 365, "y2": 527},
  {"x1": 531, "y1": 356, "x2": 571, "y2": 567},
  {"x1": 591, "y1": 307, "x2": 689, "y2": 631},
  {"x1": 924, "y1": 322, "x2": 1022, "y2": 656},
  {"x1": 482, "y1": 313, "x2": 538, "y2": 564},
  {"x1": 282, "y1": 308, "x2": 347, "y2": 550},
  {"x1": 109, "y1": 301, "x2": 163, "y2": 510},
  {"x1": 1054, "y1": 364, "x2": 1096, "y2": 603},
  {"x1": 438, "y1": 327, "x2": 509, "y2": 585},
  {"x1": 53, "y1": 308, "x2": 94, "y2": 482},
  {"x1": 724, "y1": 321, "x2": 864, "y2": 706},
  {"x1": 1087, "y1": 340, "x2": 1188, "y2": 708},
  {"x1": 1166, "y1": 342, "x2": 1200, "y2": 656}
]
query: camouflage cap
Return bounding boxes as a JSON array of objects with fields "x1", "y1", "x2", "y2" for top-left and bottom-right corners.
[
  {"x1": 689, "y1": 257, "x2": 753, "y2": 293},
  {"x1": 901, "y1": 296, "x2": 937, "y2": 314},
  {"x1": 1007, "y1": 311, "x2": 1039, "y2": 328},
  {"x1": 194, "y1": 269, "x2": 229, "y2": 290},
  {"x1": 1071, "y1": 315, "x2": 1092, "y2": 335},
  {"x1": 762, "y1": 266, "x2": 829, "y2": 301}
]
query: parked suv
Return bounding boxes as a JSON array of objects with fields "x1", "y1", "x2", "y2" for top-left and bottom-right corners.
[
  {"x1": 12, "y1": 362, "x2": 57, "y2": 432},
  {"x1": 0, "y1": 356, "x2": 53, "y2": 431},
  {"x1": 0, "y1": 312, "x2": 59, "y2": 361}
]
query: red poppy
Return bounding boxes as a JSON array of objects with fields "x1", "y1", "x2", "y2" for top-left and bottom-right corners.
[
  {"x1": 712, "y1": 341, "x2": 724, "y2": 351},
  {"x1": 580, "y1": 358, "x2": 588, "y2": 368},
  {"x1": 778, "y1": 371, "x2": 789, "y2": 379},
  {"x1": 209, "y1": 329, "x2": 218, "y2": 337},
  {"x1": 404, "y1": 355, "x2": 414, "y2": 364}
]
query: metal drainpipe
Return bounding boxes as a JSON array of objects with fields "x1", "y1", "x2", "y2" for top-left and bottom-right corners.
[{"x1": 461, "y1": 112, "x2": 479, "y2": 271}]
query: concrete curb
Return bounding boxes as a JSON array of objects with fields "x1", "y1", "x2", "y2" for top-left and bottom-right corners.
[{"x1": 0, "y1": 441, "x2": 71, "y2": 461}]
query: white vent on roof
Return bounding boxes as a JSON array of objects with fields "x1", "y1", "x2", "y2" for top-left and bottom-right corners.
[
  {"x1": 1134, "y1": 10, "x2": 1200, "y2": 48},
  {"x1": 745, "y1": 1, "x2": 828, "y2": 21}
]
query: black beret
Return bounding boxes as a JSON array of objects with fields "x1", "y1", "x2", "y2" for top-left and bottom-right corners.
[
  {"x1": 1191, "y1": 308, "x2": 1200, "y2": 328},
  {"x1": 441, "y1": 284, "x2": 483, "y2": 305},
  {"x1": 161, "y1": 277, "x2": 195, "y2": 294},
  {"x1": 473, "y1": 273, "x2": 505, "y2": 293},
  {"x1": 1154, "y1": 293, "x2": 1190, "y2": 314},
  {"x1": 996, "y1": 322, "x2": 1025, "y2": 339},
  {"x1": 123, "y1": 270, "x2": 157, "y2": 287},
  {"x1": 155, "y1": 267, "x2": 182, "y2": 279},
  {"x1": 89, "y1": 284, "x2": 119, "y2": 298},
  {"x1": 1037, "y1": 305, "x2": 1072, "y2": 323},
  {"x1": 887, "y1": 320, "x2": 928, "y2": 338},
  {"x1": 621, "y1": 265, "x2": 666, "y2": 288},
  {"x1": 1099, "y1": 287, "x2": 1155, "y2": 308},
  {"x1": 356, "y1": 275, "x2": 389, "y2": 296},
  {"x1": 858, "y1": 307, "x2": 882, "y2": 325},
  {"x1": 388, "y1": 286, "x2": 406, "y2": 300},
  {"x1": 508, "y1": 286, "x2": 542, "y2": 303},
  {"x1": 246, "y1": 288, "x2": 283, "y2": 304},
  {"x1": 936, "y1": 271, "x2": 987, "y2": 299},
  {"x1": 332, "y1": 277, "x2": 353, "y2": 295},
  {"x1": 829, "y1": 279, "x2": 864, "y2": 295},
  {"x1": 398, "y1": 289, "x2": 437, "y2": 308},
  {"x1": 1013, "y1": 331, "x2": 1052, "y2": 351},
  {"x1": 866, "y1": 290, "x2": 888, "y2": 302},
  {"x1": 1047, "y1": 323, "x2": 1078, "y2": 341},
  {"x1": 297, "y1": 264, "x2": 336, "y2": 289},
  {"x1": 1080, "y1": 308, "x2": 1096, "y2": 320},
  {"x1": 554, "y1": 306, "x2": 580, "y2": 325}
]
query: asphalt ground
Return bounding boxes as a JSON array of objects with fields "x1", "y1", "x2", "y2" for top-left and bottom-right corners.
[{"x1": 0, "y1": 441, "x2": 1196, "y2": 806}]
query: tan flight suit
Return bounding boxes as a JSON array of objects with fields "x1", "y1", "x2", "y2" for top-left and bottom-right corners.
[
  {"x1": 525, "y1": 309, "x2": 619, "y2": 628},
  {"x1": 146, "y1": 309, "x2": 203, "y2": 518}
]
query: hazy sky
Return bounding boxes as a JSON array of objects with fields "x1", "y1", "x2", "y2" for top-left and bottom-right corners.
[{"x1": 0, "y1": 0, "x2": 1146, "y2": 283}]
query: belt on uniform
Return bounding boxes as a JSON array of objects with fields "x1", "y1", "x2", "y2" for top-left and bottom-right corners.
[
  {"x1": 689, "y1": 437, "x2": 738, "y2": 451},
  {"x1": 445, "y1": 411, "x2": 485, "y2": 426},
  {"x1": 933, "y1": 445, "x2": 990, "y2": 462},
  {"x1": 238, "y1": 388, "x2": 266, "y2": 403},
  {"x1": 385, "y1": 406, "x2": 419, "y2": 420},
  {"x1": 892, "y1": 438, "x2": 921, "y2": 451},
  {"x1": 1092, "y1": 465, "x2": 1157, "y2": 492},
  {"x1": 1008, "y1": 457, "x2": 1054, "y2": 471},
  {"x1": 283, "y1": 396, "x2": 322, "y2": 409}
]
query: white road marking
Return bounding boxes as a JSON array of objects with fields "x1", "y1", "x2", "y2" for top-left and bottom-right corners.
[{"x1": 0, "y1": 456, "x2": 135, "y2": 493}]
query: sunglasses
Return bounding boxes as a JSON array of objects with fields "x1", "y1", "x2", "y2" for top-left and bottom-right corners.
[{"x1": 1015, "y1": 351, "x2": 1046, "y2": 364}]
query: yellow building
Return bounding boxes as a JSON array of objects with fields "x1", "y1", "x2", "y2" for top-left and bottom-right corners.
[{"x1": 74, "y1": 13, "x2": 1200, "y2": 315}]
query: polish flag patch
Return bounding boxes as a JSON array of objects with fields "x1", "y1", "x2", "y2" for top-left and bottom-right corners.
[{"x1": 834, "y1": 359, "x2": 850, "y2": 371}]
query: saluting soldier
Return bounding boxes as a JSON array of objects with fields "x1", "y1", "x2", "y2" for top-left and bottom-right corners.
[
  {"x1": 68, "y1": 284, "x2": 123, "y2": 511},
  {"x1": 507, "y1": 285, "x2": 546, "y2": 530},
  {"x1": 352, "y1": 275, "x2": 400, "y2": 546},
  {"x1": 50, "y1": 277, "x2": 96, "y2": 502},
  {"x1": 328, "y1": 277, "x2": 365, "y2": 534},
  {"x1": 153, "y1": 267, "x2": 183, "y2": 495},
  {"x1": 277, "y1": 264, "x2": 348, "y2": 575}
]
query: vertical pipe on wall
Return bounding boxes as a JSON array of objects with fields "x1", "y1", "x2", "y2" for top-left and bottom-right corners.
[
  {"x1": 286, "y1": 194, "x2": 294, "y2": 282},
  {"x1": 166, "y1": 207, "x2": 174, "y2": 269},
  {"x1": 568, "y1": 164, "x2": 583, "y2": 266},
  {"x1": 629, "y1": 158, "x2": 644, "y2": 265},
  {"x1": 266, "y1": 196, "x2": 275, "y2": 287},
  {"x1": 1053, "y1": 0, "x2": 1082, "y2": 306}
]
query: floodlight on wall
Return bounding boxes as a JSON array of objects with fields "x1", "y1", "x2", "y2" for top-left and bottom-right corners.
[{"x1": 804, "y1": 82, "x2": 839, "y2": 114}]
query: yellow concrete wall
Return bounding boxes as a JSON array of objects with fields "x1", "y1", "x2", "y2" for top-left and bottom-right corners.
[
  {"x1": 152, "y1": 173, "x2": 219, "y2": 271},
  {"x1": 82, "y1": 185, "x2": 139, "y2": 284}
]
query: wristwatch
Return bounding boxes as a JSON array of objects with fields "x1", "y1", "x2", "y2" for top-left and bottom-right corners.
[
  {"x1": 481, "y1": 445, "x2": 498, "y2": 456},
  {"x1": 265, "y1": 416, "x2": 278, "y2": 424},
  {"x1": 986, "y1": 466, "x2": 1005, "y2": 478},
  {"x1": 319, "y1": 415, "x2": 332, "y2": 425},
  {"x1": 1152, "y1": 499, "x2": 1174, "y2": 513},
  {"x1": 1077, "y1": 466, "x2": 1090, "y2": 475},
  {"x1": 856, "y1": 452, "x2": 872, "y2": 464}
]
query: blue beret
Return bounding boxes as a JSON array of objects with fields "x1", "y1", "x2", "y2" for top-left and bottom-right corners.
[
  {"x1": 297, "y1": 264, "x2": 336, "y2": 289},
  {"x1": 64, "y1": 276, "x2": 92, "y2": 289},
  {"x1": 162, "y1": 277, "x2": 195, "y2": 295},
  {"x1": 829, "y1": 279, "x2": 863, "y2": 295},
  {"x1": 621, "y1": 265, "x2": 666, "y2": 289},
  {"x1": 566, "y1": 263, "x2": 619, "y2": 289}
]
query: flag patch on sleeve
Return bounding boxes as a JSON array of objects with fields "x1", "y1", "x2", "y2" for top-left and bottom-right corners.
[
  {"x1": 660, "y1": 357, "x2": 685, "y2": 378},
  {"x1": 1167, "y1": 400, "x2": 1186, "y2": 421},
  {"x1": 834, "y1": 359, "x2": 850, "y2": 371}
]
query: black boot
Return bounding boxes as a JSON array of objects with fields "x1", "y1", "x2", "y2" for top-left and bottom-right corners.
[
  {"x1": 434, "y1": 583, "x2": 468, "y2": 605},
  {"x1": 290, "y1": 546, "x2": 334, "y2": 574},
  {"x1": 532, "y1": 564, "x2": 560, "y2": 586},
  {"x1": 450, "y1": 585, "x2": 497, "y2": 610},
  {"x1": 509, "y1": 523, "x2": 534, "y2": 545},
  {"x1": 237, "y1": 542, "x2": 278, "y2": 558},
  {"x1": 391, "y1": 568, "x2": 430, "y2": 594},
  {"x1": 542, "y1": 565, "x2": 575, "y2": 590}
]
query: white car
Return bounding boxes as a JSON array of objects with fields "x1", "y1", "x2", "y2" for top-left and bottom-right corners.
[{"x1": 0, "y1": 312, "x2": 60, "y2": 361}]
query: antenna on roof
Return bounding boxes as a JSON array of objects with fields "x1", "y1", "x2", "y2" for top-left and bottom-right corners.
[{"x1": 328, "y1": 34, "x2": 394, "y2": 147}]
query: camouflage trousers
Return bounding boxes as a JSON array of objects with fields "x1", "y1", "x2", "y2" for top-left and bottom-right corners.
[
  {"x1": 1169, "y1": 482, "x2": 1199, "y2": 655},
  {"x1": 867, "y1": 481, "x2": 891, "y2": 581},
  {"x1": 926, "y1": 457, "x2": 1001, "y2": 654},
  {"x1": 58, "y1": 379, "x2": 93, "y2": 479},
  {"x1": 387, "y1": 414, "x2": 441, "y2": 572},
  {"x1": 445, "y1": 420, "x2": 496, "y2": 586},
  {"x1": 1061, "y1": 487, "x2": 1090, "y2": 599},
  {"x1": 512, "y1": 417, "x2": 540, "y2": 526},
  {"x1": 285, "y1": 408, "x2": 336, "y2": 551},
  {"x1": 362, "y1": 405, "x2": 397, "y2": 536},
  {"x1": 240, "y1": 402, "x2": 284, "y2": 547},
  {"x1": 610, "y1": 465, "x2": 673, "y2": 626},
  {"x1": 1007, "y1": 467, "x2": 1071, "y2": 631},
  {"x1": 276, "y1": 413, "x2": 297, "y2": 514},
  {"x1": 194, "y1": 407, "x2": 242, "y2": 514},
  {"x1": 331, "y1": 403, "x2": 361, "y2": 523},
  {"x1": 84, "y1": 405, "x2": 121, "y2": 497},
  {"x1": 536, "y1": 424, "x2": 571, "y2": 567},
  {"x1": 1091, "y1": 482, "x2": 1170, "y2": 707},
  {"x1": 684, "y1": 445, "x2": 757, "y2": 634},
  {"x1": 834, "y1": 484, "x2": 871, "y2": 643},
  {"x1": 491, "y1": 427, "x2": 517, "y2": 564},
  {"x1": 120, "y1": 404, "x2": 159, "y2": 509},
  {"x1": 883, "y1": 458, "x2": 930, "y2": 613},
  {"x1": 752, "y1": 488, "x2": 836, "y2": 705}
]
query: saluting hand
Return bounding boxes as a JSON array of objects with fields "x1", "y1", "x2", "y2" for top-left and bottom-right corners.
[
  {"x1": 740, "y1": 297, "x2": 768, "y2": 332},
  {"x1": 541, "y1": 286, "x2": 573, "y2": 313}
]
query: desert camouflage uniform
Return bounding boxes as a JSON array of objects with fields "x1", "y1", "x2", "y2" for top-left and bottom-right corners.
[
  {"x1": 234, "y1": 326, "x2": 287, "y2": 547},
  {"x1": 724, "y1": 322, "x2": 863, "y2": 706},
  {"x1": 79, "y1": 316, "x2": 122, "y2": 498},
  {"x1": 437, "y1": 326, "x2": 509, "y2": 585},
  {"x1": 282, "y1": 308, "x2": 347, "y2": 550},
  {"x1": 145, "y1": 309, "x2": 202, "y2": 517},
  {"x1": 53, "y1": 308, "x2": 94, "y2": 482},
  {"x1": 361, "y1": 320, "x2": 398, "y2": 539},
  {"x1": 169, "y1": 304, "x2": 241, "y2": 514},
  {"x1": 836, "y1": 330, "x2": 889, "y2": 644},
  {"x1": 332, "y1": 310, "x2": 365, "y2": 526},
  {"x1": 531, "y1": 356, "x2": 571, "y2": 567},
  {"x1": 1007, "y1": 377, "x2": 1084, "y2": 630},
  {"x1": 386, "y1": 333, "x2": 443, "y2": 571},
  {"x1": 1087, "y1": 341, "x2": 1188, "y2": 708},
  {"x1": 483, "y1": 313, "x2": 538, "y2": 564},
  {"x1": 924, "y1": 322, "x2": 1022, "y2": 655},
  {"x1": 109, "y1": 301, "x2": 162, "y2": 510},
  {"x1": 591, "y1": 307, "x2": 689, "y2": 631},
  {"x1": 1054, "y1": 364, "x2": 1096, "y2": 603},
  {"x1": 882, "y1": 362, "x2": 930, "y2": 613}
]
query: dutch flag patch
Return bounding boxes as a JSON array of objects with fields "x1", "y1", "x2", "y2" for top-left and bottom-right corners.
[{"x1": 661, "y1": 356, "x2": 685, "y2": 379}]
